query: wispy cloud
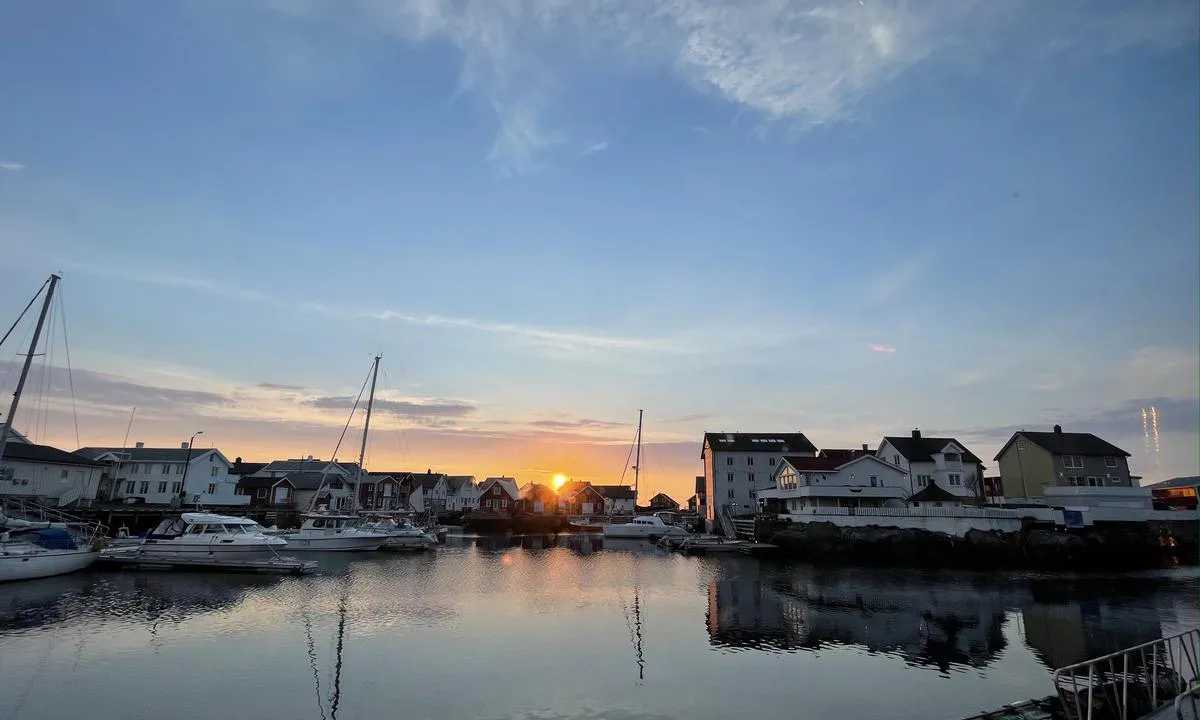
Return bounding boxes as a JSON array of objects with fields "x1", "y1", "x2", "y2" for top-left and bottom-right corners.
[
  {"x1": 951, "y1": 369, "x2": 991, "y2": 387},
  {"x1": 306, "y1": 395, "x2": 477, "y2": 418},
  {"x1": 581, "y1": 140, "x2": 609, "y2": 156},
  {"x1": 868, "y1": 343, "x2": 897, "y2": 354},
  {"x1": 0, "y1": 160, "x2": 24, "y2": 172},
  {"x1": 257, "y1": 382, "x2": 307, "y2": 391},
  {"x1": 868, "y1": 258, "x2": 926, "y2": 303}
]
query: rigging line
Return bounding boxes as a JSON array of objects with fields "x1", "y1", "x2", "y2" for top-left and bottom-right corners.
[
  {"x1": 38, "y1": 292, "x2": 59, "y2": 444},
  {"x1": 0, "y1": 277, "x2": 48, "y2": 352},
  {"x1": 618, "y1": 420, "x2": 638, "y2": 484},
  {"x1": 379, "y1": 369, "x2": 409, "y2": 465},
  {"x1": 311, "y1": 360, "x2": 372, "y2": 511},
  {"x1": 58, "y1": 282, "x2": 81, "y2": 449}
]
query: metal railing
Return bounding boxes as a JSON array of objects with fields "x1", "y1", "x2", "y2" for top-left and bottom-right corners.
[
  {"x1": 1053, "y1": 627, "x2": 1200, "y2": 720},
  {"x1": 783, "y1": 506, "x2": 1015, "y2": 519},
  {"x1": 1, "y1": 496, "x2": 108, "y2": 542}
]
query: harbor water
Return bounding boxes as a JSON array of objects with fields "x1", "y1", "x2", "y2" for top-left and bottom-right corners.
[{"x1": 1, "y1": 535, "x2": 1197, "y2": 720}]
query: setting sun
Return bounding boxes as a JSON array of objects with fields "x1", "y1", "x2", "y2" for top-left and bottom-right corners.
[{"x1": 552, "y1": 474, "x2": 567, "y2": 489}]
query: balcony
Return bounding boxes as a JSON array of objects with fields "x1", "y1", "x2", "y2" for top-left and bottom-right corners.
[
  {"x1": 1043, "y1": 485, "x2": 1152, "y2": 509},
  {"x1": 775, "y1": 485, "x2": 907, "y2": 501}
]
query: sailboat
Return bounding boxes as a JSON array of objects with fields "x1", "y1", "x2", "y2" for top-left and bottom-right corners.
[
  {"x1": 569, "y1": 409, "x2": 645, "y2": 534},
  {"x1": 603, "y1": 410, "x2": 689, "y2": 539},
  {"x1": 280, "y1": 356, "x2": 390, "y2": 552},
  {"x1": 0, "y1": 275, "x2": 105, "y2": 582}
]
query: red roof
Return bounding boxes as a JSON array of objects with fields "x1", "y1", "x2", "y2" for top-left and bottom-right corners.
[{"x1": 781, "y1": 456, "x2": 845, "y2": 471}]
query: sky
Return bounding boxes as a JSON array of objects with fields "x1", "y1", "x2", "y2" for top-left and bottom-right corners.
[{"x1": 0, "y1": 0, "x2": 1197, "y2": 502}]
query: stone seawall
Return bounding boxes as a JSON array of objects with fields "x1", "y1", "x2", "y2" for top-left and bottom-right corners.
[{"x1": 765, "y1": 519, "x2": 1199, "y2": 570}]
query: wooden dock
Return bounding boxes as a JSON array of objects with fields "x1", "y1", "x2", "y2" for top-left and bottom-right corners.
[
  {"x1": 97, "y1": 549, "x2": 318, "y2": 575},
  {"x1": 738, "y1": 543, "x2": 781, "y2": 557}
]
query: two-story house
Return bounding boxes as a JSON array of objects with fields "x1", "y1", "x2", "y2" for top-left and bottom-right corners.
[
  {"x1": 518, "y1": 482, "x2": 558, "y2": 513},
  {"x1": 236, "y1": 475, "x2": 296, "y2": 508},
  {"x1": 993, "y1": 425, "x2": 1146, "y2": 507},
  {"x1": 445, "y1": 475, "x2": 477, "y2": 512},
  {"x1": 875, "y1": 430, "x2": 986, "y2": 502},
  {"x1": 358, "y1": 473, "x2": 404, "y2": 511},
  {"x1": 594, "y1": 485, "x2": 636, "y2": 515},
  {"x1": 701, "y1": 432, "x2": 819, "y2": 524},
  {"x1": 476, "y1": 476, "x2": 519, "y2": 515},
  {"x1": 767, "y1": 454, "x2": 908, "y2": 512},
  {"x1": 1, "y1": 433, "x2": 104, "y2": 507},
  {"x1": 77, "y1": 441, "x2": 245, "y2": 506},
  {"x1": 648, "y1": 493, "x2": 679, "y2": 510},
  {"x1": 408, "y1": 472, "x2": 449, "y2": 513}
]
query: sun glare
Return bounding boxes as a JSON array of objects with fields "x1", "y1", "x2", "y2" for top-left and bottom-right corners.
[{"x1": 552, "y1": 474, "x2": 567, "y2": 489}]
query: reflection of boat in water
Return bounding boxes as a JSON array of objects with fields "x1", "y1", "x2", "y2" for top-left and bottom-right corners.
[
  {"x1": 359, "y1": 515, "x2": 437, "y2": 550},
  {"x1": 140, "y1": 513, "x2": 287, "y2": 561}
]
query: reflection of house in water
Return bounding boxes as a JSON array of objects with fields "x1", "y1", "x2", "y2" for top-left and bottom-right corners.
[
  {"x1": 1021, "y1": 579, "x2": 1165, "y2": 670},
  {"x1": 706, "y1": 568, "x2": 1012, "y2": 673}
]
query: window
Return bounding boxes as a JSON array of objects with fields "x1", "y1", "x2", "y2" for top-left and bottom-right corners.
[
  {"x1": 210, "y1": 467, "x2": 218, "y2": 477},
  {"x1": 1016, "y1": 440, "x2": 1026, "y2": 451},
  {"x1": 257, "y1": 488, "x2": 268, "y2": 498},
  {"x1": 747, "y1": 457, "x2": 754, "y2": 466},
  {"x1": 172, "y1": 482, "x2": 181, "y2": 493},
  {"x1": 945, "y1": 452, "x2": 960, "y2": 463},
  {"x1": 1063, "y1": 455, "x2": 1084, "y2": 469},
  {"x1": 1105, "y1": 457, "x2": 1118, "y2": 468},
  {"x1": 157, "y1": 482, "x2": 167, "y2": 493},
  {"x1": 727, "y1": 489, "x2": 735, "y2": 499},
  {"x1": 948, "y1": 474, "x2": 962, "y2": 486},
  {"x1": 916, "y1": 475, "x2": 930, "y2": 487},
  {"x1": 207, "y1": 483, "x2": 217, "y2": 494},
  {"x1": 176, "y1": 464, "x2": 183, "y2": 474},
  {"x1": 125, "y1": 481, "x2": 135, "y2": 493},
  {"x1": 727, "y1": 472, "x2": 734, "y2": 482},
  {"x1": 892, "y1": 455, "x2": 900, "y2": 466},
  {"x1": 162, "y1": 464, "x2": 171, "y2": 474},
  {"x1": 139, "y1": 481, "x2": 149, "y2": 493},
  {"x1": 747, "y1": 472, "x2": 755, "y2": 484},
  {"x1": 869, "y1": 476, "x2": 878, "y2": 487},
  {"x1": 131, "y1": 464, "x2": 140, "y2": 474},
  {"x1": 726, "y1": 457, "x2": 733, "y2": 466},
  {"x1": 60, "y1": 470, "x2": 69, "y2": 478},
  {"x1": 768, "y1": 457, "x2": 776, "y2": 466},
  {"x1": 1087, "y1": 476, "x2": 1101, "y2": 487}
]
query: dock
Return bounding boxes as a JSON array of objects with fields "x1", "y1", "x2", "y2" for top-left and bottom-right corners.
[
  {"x1": 97, "y1": 548, "x2": 318, "y2": 575},
  {"x1": 738, "y1": 542, "x2": 781, "y2": 557}
]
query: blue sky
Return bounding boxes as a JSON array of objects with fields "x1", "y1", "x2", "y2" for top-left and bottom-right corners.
[{"x1": 1, "y1": 0, "x2": 1197, "y2": 498}]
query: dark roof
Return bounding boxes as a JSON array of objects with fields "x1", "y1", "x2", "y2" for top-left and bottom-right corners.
[
  {"x1": 593, "y1": 485, "x2": 635, "y2": 500},
  {"x1": 446, "y1": 475, "x2": 475, "y2": 492},
  {"x1": 3, "y1": 442, "x2": 104, "y2": 468},
  {"x1": 520, "y1": 483, "x2": 556, "y2": 498},
  {"x1": 559, "y1": 480, "x2": 592, "y2": 497},
  {"x1": 908, "y1": 482, "x2": 959, "y2": 503},
  {"x1": 77, "y1": 446, "x2": 221, "y2": 463},
  {"x1": 236, "y1": 475, "x2": 293, "y2": 490},
  {"x1": 649, "y1": 493, "x2": 678, "y2": 505},
  {"x1": 258, "y1": 459, "x2": 346, "y2": 474},
  {"x1": 230, "y1": 461, "x2": 267, "y2": 477},
  {"x1": 282, "y1": 471, "x2": 351, "y2": 491},
  {"x1": 416, "y1": 474, "x2": 446, "y2": 490},
  {"x1": 781, "y1": 456, "x2": 845, "y2": 472},
  {"x1": 1145, "y1": 476, "x2": 1199, "y2": 490},
  {"x1": 818, "y1": 448, "x2": 871, "y2": 462},
  {"x1": 996, "y1": 430, "x2": 1130, "y2": 460},
  {"x1": 701, "y1": 432, "x2": 817, "y2": 457},
  {"x1": 882, "y1": 436, "x2": 982, "y2": 465}
]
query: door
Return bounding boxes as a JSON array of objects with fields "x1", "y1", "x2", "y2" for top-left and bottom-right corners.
[{"x1": 273, "y1": 486, "x2": 288, "y2": 504}]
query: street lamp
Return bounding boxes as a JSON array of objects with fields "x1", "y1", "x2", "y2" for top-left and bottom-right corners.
[{"x1": 178, "y1": 431, "x2": 203, "y2": 506}]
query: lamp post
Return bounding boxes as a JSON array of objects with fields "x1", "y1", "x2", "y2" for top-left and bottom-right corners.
[{"x1": 178, "y1": 431, "x2": 203, "y2": 506}]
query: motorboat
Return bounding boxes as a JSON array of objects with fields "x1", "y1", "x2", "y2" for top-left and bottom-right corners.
[
  {"x1": 140, "y1": 512, "x2": 287, "y2": 561},
  {"x1": 602, "y1": 514, "x2": 690, "y2": 539},
  {"x1": 568, "y1": 517, "x2": 608, "y2": 533},
  {"x1": 0, "y1": 523, "x2": 101, "y2": 583},
  {"x1": 360, "y1": 516, "x2": 437, "y2": 549},
  {"x1": 280, "y1": 513, "x2": 389, "y2": 551}
]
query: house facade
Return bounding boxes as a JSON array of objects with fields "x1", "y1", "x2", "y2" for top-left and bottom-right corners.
[
  {"x1": 994, "y1": 425, "x2": 1144, "y2": 507},
  {"x1": 0, "y1": 438, "x2": 105, "y2": 507},
  {"x1": 594, "y1": 485, "x2": 636, "y2": 515},
  {"x1": 76, "y1": 442, "x2": 246, "y2": 506},
  {"x1": 518, "y1": 483, "x2": 558, "y2": 513},
  {"x1": 408, "y1": 473, "x2": 448, "y2": 513},
  {"x1": 875, "y1": 430, "x2": 986, "y2": 502},
  {"x1": 767, "y1": 454, "x2": 908, "y2": 512},
  {"x1": 701, "y1": 432, "x2": 818, "y2": 522},
  {"x1": 648, "y1": 493, "x2": 679, "y2": 510},
  {"x1": 358, "y1": 473, "x2": 404, "y2": 511},
  {"x1": 445, "y1": 475, "x2": 478, "y2": 512},
  {"x1": 476, "y1": 477, "x2": 519, "y2": 515},
  {"x1": 236, "y1": 475, "x2": 296, "y2": 508},
  {"x1": 559, "y1": 483, "x2": 607, "y2": 515}
]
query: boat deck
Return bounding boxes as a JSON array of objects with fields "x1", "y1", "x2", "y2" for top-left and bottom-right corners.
[{"x1": 97, "y1": 548, "x2": 317, "y2": 575}]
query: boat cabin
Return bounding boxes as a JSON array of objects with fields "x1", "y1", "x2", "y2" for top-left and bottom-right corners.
[{"x1": 148, "y1": 513, "x2": 265, "y2": 538}]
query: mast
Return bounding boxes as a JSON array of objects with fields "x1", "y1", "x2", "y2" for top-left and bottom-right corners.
[
  {"x1": 633, "y1": 408, "x2": 643, "y2": 508},
  {"x1": 0, "y1": 274, "x2": 59, "y2": 466},
  {"x1": 353, "y1": 355, "x2": 381, "y2": 512}
]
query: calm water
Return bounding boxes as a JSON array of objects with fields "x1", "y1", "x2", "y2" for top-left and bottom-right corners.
[{"x1": 1, "y1": 535, "x2": 1197, "y2": 720}]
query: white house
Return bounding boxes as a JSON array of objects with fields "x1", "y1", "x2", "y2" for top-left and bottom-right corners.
[
  {"x1": 285, "y1": 471, "x2": 357, "y2": 512},
  {"x1": 445, "y1": 475, "x2": 477, "y2": 512},
  {"x1": 0, "y1": 437, "x2": 105, "y2": 508},
  {"x1": 701, "y1": 432, "x2": 818, "y2": 522},
  {"x1": 594, "y1": 485, "x2": 636, "y2": 515},
  {"x1": 76, "y1": 441, "x2": 246, "y2": 506},
  {"x1": 408, "y1": 473, "x2": 449, "y2": 513},
  {"x1": 765, "y1": 454, "x2": 909, "y2": 512},
  {"x1": 875, "y1": 430, "x2": 986, "y2": 502}
]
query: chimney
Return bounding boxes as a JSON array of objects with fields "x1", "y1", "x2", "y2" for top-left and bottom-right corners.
[
  {"x1": 911, "y1": 428, "x2": 921, "y2": 439},
  {"x1": 427, "y1": 468, "x2": 432, "y2": 475},
  {"x1": 135, "y1": 441, "x2": 144, "y2": 449},
  {"x1": 861, "y1": 443, "x2": 869, "y2": 451},
  {"x1": 1053, "y1": 424, "x2": 1063, "y2": 434},
  {"x1": 181, "y1": 441, "x2": 189, "y2": 449}
]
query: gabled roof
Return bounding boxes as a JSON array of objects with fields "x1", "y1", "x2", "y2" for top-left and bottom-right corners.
[
  {"x1": 236, "y1": 475, "x2": 294, "y2": 490},
  {"x1": 649, "y1": 492, "x2": 678, "y2": 505},
  {"x1": 593, "y1": 485, "x2": 635, "y2": 500},
  {"x1": 818, "y1": 448, "x2": 872, "y2": 462},
  {"x1": 256, "y1": 459, "x2": 346, "y2": 475},
  {"x1": 780, "y1": 456, "x2": 845, "y2": 472},
  {"x1": 229, "y1": 461, "x2": 267, "y2": 477},
  {"x1": 282, "y1": 471, "x2": 351, "y2": 491},
  {"x1": 77, "y1": 446, "x2": 227, "y2": 463},
  {"x1": 881, "y1": 435, "x2": 982, "y2": 465},
  {"x1": 519, "y1": 482, "x2": 556, "y2": 499},
  {"x1": 995, "y1": 429, "x2": 1130, "y2": 460},
  {"x1": 1146, "y1": 476, "x2": 1200, "y2": 490},
  {"x1": 3, "y1": 442, "x2": 104, "y2": 468},
  {"x1": 563, "y1": 484, "x2": 605, "y2": 502},
  {"x1": 478, "y1": 477, "x2": 519, "y2": 500},
  {"x1": 908, "y1": 482, "x2": 958, "y2": 503},
  {"x1": 701, "y1": 432, "x2": 817, "y2": 457},
  {"x1": 415, "y1": 474, "x2": 446, "y2": 491},
  {"x1": 446, "y1": 475, "x2": 475, "y2": 492}
]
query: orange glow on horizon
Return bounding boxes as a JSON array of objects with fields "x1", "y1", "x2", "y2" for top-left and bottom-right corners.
[{"x1": 552, "y1": 474, "x2": 567, "y2": 489}]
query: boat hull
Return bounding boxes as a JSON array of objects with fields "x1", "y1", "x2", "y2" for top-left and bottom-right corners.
[
  {"x1": 381, "y1": 533, "x2": 437, "y2": 549},
  {"x1": 0, "y1": 548, "x2": 99, "y2": 583},
  {"x1": 138, "y1": 540, "x2": 286, "y2": 562},
  {"x1": 280, "y1": 535, "x2": 386, "y2": 551}
]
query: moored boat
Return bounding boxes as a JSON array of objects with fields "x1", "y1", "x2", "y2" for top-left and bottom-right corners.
[
  {"x1": 279, "y1": 513, "x2": 389, "y2": 551},
  {"x1": 0, "y1": 525, "x2": 101, "y2": 583},
  {"x1": 139, "y1": 513, "x2": 287, "y2": 561},
  {"x1": 602, "y1": 514, "x2": 690, "y2": 540}
]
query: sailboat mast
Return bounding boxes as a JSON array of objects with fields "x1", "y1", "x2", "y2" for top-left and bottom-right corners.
[
  {"x1": 0, "y1": 274, "x2": 59, "y2": 466},
  {"x1": 353, "y1": 355, "x2": 381, "y2": 512},
  {"x1": 633, "y1": 408, "x2": 643, "y2": 508}
]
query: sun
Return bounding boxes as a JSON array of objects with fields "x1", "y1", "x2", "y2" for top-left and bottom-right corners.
[{"x1": 552, "y1": 474, "x2": 567, "y2": 489}]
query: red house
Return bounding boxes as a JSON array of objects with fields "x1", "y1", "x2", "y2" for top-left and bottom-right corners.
[
  {"x1": 358, "y1": 473, "x2": 404, "y2": 511},
  {"x1": 518, "y1": 483, "x2": 559, "y2": 514},
  {"x1": 236, "y1": 476, "x2": 296, "y2": 508},
  {"x1": 559, "y1": 482, "x2": 607, "y2": 515},
  {"x1": 476, "y1": 477, "x2": 519, "y2": 516}
]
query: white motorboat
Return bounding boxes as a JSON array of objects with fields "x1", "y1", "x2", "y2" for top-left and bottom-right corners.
[
  {"x1": 0, "y1": 525, "x2": 101, "y2": 583},
  {"x1": 280, "y1": 513, "x2": 389, "y2": 551},
  {"x1": 139, "y1": 512, "x2": 287, "y2": 561},
  {"x1": 360, "y1": 516, "x2": 437, "y2": 549},
  {"x1": 603, "y1": 514, "x2": 690, "y2": 539}
]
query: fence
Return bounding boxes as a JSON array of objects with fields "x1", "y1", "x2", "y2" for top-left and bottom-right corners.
[
  {"x1": 778, "y1": 506, "x2": 1025, "y2": 537},
  {"x1": 787, "y1": 506, "x2": 1019, "y2": 519}
]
